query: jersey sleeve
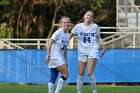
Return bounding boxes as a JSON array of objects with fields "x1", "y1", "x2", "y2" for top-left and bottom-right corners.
[
  {"x1": 51, "y1": 30, "x2": 60, "y2": 41},
  {"x1": 95, "y1": 26, "x2": 100, "y2": 37},
  {"x1": 71, "y1": 24, "x2": 79, "y2": 35}
]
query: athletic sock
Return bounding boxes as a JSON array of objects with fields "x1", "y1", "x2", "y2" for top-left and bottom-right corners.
[
  {"x1": 77, "y1": 75, "x2": 84, "y2": 93},
  {"x1": 93, "y1": 90, "x2": 97, "y2": 93},
  {"x1": 48, "y1": 82, "x2": 55, "y2": 93},
  {"x1": 89, "y1": 75, "x2": 97, "y2": 93},
  {"x1": 55, "y1": 77, "x2": 65, "y2": 93}
]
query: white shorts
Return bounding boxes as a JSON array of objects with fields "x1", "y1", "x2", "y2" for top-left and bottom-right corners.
[
  {"x1": 78, "y1": 52, "x2": 99, "y2": 62},
  {"x1": 48, "y1": 59, "x2": 65, "y2": 68}
]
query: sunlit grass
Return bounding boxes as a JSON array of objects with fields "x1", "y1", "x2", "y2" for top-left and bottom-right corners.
[{"x1": 0, "y1": 83, "x2": 140, "y2": 93}]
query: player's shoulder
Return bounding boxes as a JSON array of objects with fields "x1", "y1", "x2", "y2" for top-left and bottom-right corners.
[
  {"x1": 55, "y1": 28, "x2": 62, "y2": 33},
  {"x1": 52, "y1": 28, "x2": 62, "y2": 36},
  {"x1": 91, "y1": 23, "x2": 99, "y2": 28},
  {"x1": 74, "y1": 23, "x2": 83, "y2": 27}
]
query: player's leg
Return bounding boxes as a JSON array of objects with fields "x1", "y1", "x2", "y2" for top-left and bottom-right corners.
[
  {"x1": 55, "y1": 64, "x2": 69, "y2": 93},
  {"x1": 77, "y1": 61, "x2": 86, "y2": 93},
  {"x1": 87, "y1": 58, "x2": 98, "y2": 93},
  {"x1": 48, "y1": 68, "x2": 59, "y2": 93},
  {"x1": 77, "y1": 54, "x2": 87, "y2": 93}
]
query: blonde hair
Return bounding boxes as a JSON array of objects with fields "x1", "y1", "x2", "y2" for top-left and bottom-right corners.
[
  {"x1": 60, "y1": 16, "x2": 70, "y2": 23},
  {"x1": 85, "y1": 11, "x2": 94, "y2": 16},
  {"x1": 58, "y1": 16, "x2": 70, "y2": 28}
]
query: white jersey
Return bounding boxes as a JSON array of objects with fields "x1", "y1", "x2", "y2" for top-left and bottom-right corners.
[
  {"x1": 50, "y1": 28, "x2": 70, "y2": 61},
  {"x1": 71, "y1": 23, "x2": 100, "y2": 55}
]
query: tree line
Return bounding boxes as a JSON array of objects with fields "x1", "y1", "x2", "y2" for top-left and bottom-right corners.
[{"x1": 0, "y1": 0, "x2": 116, "y2": 38}]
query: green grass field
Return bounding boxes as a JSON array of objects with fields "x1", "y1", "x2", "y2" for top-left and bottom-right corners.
[{"x1": 0, "y1": 84, "x2": 140, "y2": 93}]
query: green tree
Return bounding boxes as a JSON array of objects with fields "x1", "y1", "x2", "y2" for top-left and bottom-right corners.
[
  {"x1": 0, "y1": 23, "x2": 13, "y2": 38},
  {"x1": 0, "y1": 0, "x2": 116, "y2": 39},
  {"x1": 0, "y1": 0, "x2": 13, "y2": 38}
]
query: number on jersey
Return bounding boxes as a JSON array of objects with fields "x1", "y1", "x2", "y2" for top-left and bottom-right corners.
[{"x1": 83, "y1": 37, "x2": 90, "y2": 43}]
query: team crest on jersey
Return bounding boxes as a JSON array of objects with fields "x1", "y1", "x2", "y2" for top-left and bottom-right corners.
[
  {"x1": 62, "y1": 39, "x2": 68, "y2": 45},
  {"x1": 61, "y1": 39, "x2": 68, "y2": 50}
]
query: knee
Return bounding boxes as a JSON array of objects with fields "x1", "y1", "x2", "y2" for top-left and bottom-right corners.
[
  {"x1": 62, "y1": 71, "x2": 69, "y2": 78},
  {"x1": 64, "y1": 73, "x2": 69, "y2": 78},
  {"x1": 88, "y1": 72, "x2": 93, "y2": 76},
  {"x1": 61, "y1": 76, "x2": 68, "y2": 81},
  {"x1": 79, "y1": 73, "x2": 84, "y2": 76}
]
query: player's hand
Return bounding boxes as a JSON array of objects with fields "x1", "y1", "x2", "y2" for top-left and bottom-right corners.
[
  {"x1": 45, "y1": 56, "x2": 50, "y2": 64},
  {"x1": 100, "y1": 48, "x2": 106, "y2": 57}
]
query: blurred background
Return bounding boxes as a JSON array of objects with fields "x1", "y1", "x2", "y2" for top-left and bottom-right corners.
[{"x1": 0, "y1": 0, "x2": 140, "y2": 89}]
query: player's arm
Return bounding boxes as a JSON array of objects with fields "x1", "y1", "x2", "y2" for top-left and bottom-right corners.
[
  {"x1": 70, "y1": 25, "x2": 78, "y2": 39},
  {"x1": 45, "y1": 30, "x2": 59, "y2": 64},
  {"x1": 70, "y1": 33, "x2": 75, "y2": 39},
  {"x1": 45, "y1": 39, "x2": 54, "y2": 64},
  {"x1": 96, "y1": 36, "x2": 106, "y2": 57}
]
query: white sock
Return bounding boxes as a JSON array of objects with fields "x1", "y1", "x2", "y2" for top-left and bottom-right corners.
[
  {"x1": 48, "y1": 82, "x2": 55, "y2": 93},
  {"x1": 55, "y1": 78, "x2": 65, "y2": 93},
  {"x1": 93, "y1": 90, "x2": 97, "y2": 93},
  {"x1": 89, "y1": 75, "x2": 97, "y2": 93},
  {"x1": 77, "y1": 75, "x2": 84, "y2": 93}
]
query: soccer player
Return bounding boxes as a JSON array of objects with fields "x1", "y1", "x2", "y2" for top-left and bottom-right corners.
[
  {"x1": 45, "y1": 16, "x2": 70, "y2": 93},
  {"x1": 70, "y1": 11, "x2": 106, "y2": 93}
]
